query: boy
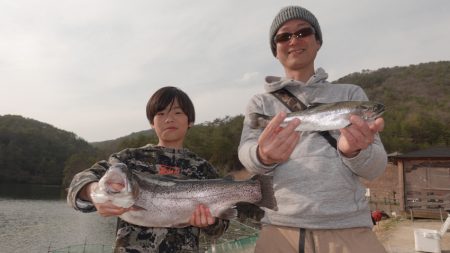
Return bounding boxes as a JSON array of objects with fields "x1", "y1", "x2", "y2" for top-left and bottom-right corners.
[{"x1": 67, "y1": 86, "x2": 229, "y2": 253}]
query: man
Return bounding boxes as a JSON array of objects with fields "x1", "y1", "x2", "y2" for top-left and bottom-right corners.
[{"x1": 238, "y1": 6, "x2": 387, "y2": 253}]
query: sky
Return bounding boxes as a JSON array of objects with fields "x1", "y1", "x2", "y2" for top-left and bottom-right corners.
[{"x1": 1, "y1": 0, "x2": 449, "y2": 142}]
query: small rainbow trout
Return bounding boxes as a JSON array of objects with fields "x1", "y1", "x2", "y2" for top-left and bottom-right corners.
[{"x1": 249, "y1": 101, "x2": 385, "y2": 131}]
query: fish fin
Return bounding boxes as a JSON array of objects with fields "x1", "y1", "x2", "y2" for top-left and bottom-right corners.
[
  {"x1": 159, "y1": 174, "x2": 178, "y2": 179},
  {"x1": 222, "y1": 175, "x2": 234, "y2": 181},
  {"x1": 161, "y1": 174, "x2": 191, "y2": 180},
  {"x1": 307, "y1": 102, "x2": 340, "y2": 112},
  {"x1": 172, "y1": 222, "x2": 191, "y2": 228},
  {"x1": 307, "y1": 102, "x2": 324, "y2": 108},
  {"x1": 252, "y1": 174, "x2": 278, "y2": 211},
  {"x1": 248, "y1": 113, "x2": 272, "y2": 129},
  {"x1": 235, "y1": 202, "x2": 265, "y2": 220},
  {"x1": 130, "y1": 205, "x2": 146, "y2": 211},
  {"x1": 144, "y1": 174, "x2": 188, "y2": 181},
  {"x1": 217, "y1": 208, "x2": 237, "y2": 220}
]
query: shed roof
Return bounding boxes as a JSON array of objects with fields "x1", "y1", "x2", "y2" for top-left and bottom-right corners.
[{"x1": 394, "y1": 147, "x2": 450, "y2": 158}]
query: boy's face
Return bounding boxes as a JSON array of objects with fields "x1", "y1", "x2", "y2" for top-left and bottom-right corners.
[{"x1": 151, "y1": 99, "x2": 191, "y2": 149}]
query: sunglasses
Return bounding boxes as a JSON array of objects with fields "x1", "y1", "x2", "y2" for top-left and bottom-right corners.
[{"x1": 274, "y1": 27, "x2": 316, "y2": 44}]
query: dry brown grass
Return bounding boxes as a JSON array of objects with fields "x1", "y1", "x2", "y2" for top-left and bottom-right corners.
[{"x1": 373, "y1": 217, "x2": 405, "y2": 241}]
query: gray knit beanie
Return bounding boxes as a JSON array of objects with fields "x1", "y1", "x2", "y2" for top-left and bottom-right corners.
[{"x1": 270, "y1": 6, "x2": 323, "y2": 57}]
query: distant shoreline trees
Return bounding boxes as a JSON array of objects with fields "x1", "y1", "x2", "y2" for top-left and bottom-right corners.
[{"x1": 1, "y1": 61, "x2": 449, "y2": 186}]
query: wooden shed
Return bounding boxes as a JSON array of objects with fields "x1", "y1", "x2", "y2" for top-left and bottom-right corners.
[{"x1": 392, "y1": 147, "x2": 450, "y2": 219}]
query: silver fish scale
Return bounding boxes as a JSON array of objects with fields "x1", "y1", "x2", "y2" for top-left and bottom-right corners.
[
  {"x1": 122, "y1": 175, "x2": 264, "y2": 227},
  {"x1": 280, "y1": 101, "x2": 384, "y2": 132},
  {"x1": 285, "y1": 107, "x2": 354, "y2": 131}
]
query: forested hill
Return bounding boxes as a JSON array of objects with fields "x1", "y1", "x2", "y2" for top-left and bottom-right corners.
[
  {"x1": 1, "y1": 61, "x2": 449, "y2": 186},
  {"x1": 334, "y1": 61, "x2": 449, "y2": 152},
  {"x1": 98, "y1": 61, "x2": 450, "y2": 155},
  {"x1": 0, "y1": 115, "x2": 96, "y2": 184}
]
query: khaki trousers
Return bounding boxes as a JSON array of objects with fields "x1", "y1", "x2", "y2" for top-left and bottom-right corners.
[{"x1": 254, "y1": 224, "x2": 387, "y2": 253}]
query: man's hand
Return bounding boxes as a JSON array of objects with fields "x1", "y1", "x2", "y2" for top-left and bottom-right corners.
[
  {"x1": 257, "y1": 112, "x2": 301, "y2": 165},
  {"x1": 338, "y1": 115, "x2": 384, "y2": 158}
]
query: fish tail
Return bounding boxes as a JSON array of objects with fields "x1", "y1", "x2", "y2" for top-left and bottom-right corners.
[
  {"x1": 248, "y1": 113, "x2": 272, "y2": 129},
  {"x1": 217, "y1": 208, "x2": 238, "y2": 220},
  {"x1": 253, "y1": 174, "x2": 278, "y2": 211}
]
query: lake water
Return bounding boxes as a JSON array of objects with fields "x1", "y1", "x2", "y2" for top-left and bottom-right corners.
[{"x1": 0, "y1": 183, "x2": 116, "y2": 253}]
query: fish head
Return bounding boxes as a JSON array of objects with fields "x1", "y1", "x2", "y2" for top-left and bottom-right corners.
[
  {"x1": 91, "y1": 163, "x2": 138, "y2": 208},
  {"x1": 359, "y1": 102, "x2": 385, "y2": 120}
]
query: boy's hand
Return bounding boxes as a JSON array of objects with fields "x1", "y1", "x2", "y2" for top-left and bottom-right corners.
[
  {"x1": 93, "y1": 200, "x2": 133, "y2": 217},
  {"x1": 189, "y1": 204, "x2": 215, "y2": 228},
  {"x1": 86, "y1": 182, "x2": 133, "y2": 217}
]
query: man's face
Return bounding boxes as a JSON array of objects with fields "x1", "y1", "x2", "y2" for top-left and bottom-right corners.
[
  {"x1": 151, "y1": 99, "x2": 190, "y2": 148},
  {"x1": 274, "y1": 19, "x2": 321, "y2": 73}
]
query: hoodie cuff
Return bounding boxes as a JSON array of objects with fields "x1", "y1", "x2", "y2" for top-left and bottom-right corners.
[
  {"x1": 75, "y1": 198, "x2": 96, "y2": 213},
  {"x1": 250, "y1": 144, "x2": 279, "y2": 173}
]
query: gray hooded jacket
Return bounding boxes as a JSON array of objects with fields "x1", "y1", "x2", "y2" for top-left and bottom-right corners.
[{"x1": 238, "y1": 68, "x2": 387, "y2": 229}]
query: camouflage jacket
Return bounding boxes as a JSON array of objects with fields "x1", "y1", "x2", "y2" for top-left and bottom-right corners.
[{"x1": 67, "y1": 144, "x2": 229, "y2": 253}]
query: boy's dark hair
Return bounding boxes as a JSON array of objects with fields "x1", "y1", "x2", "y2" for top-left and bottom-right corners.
[{"x1": 146, "y1": 86, "x2": 195, "y2": 125}]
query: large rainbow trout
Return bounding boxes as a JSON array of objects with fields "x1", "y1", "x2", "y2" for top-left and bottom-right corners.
[{"x1": 90, "y1": 163, "x2": 277, "y2": 227}]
